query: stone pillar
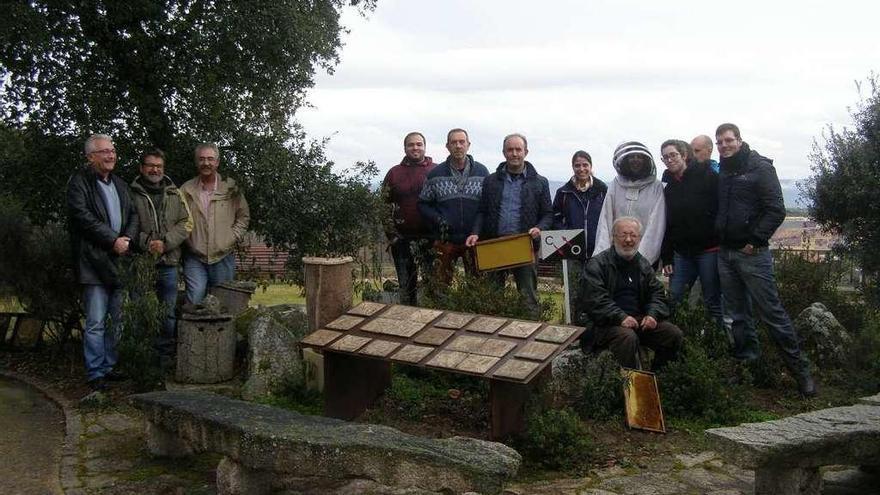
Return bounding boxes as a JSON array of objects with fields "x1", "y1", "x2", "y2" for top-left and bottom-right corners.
[
  {"x1": 302, "y1": 256, "x2": 354, "y2": 331},
  {"x1": 216, "y1": 457, "x2": 272, "y2": 495},
  {"x1": 755, "y1": 466, "x2": 822, "y2": 495},
  {"x1": 176, "y1": 312, "x2": 236, "y2": 383},
  {"x1": 144, "y1": 420, "x2": 193, "y2": 457}
]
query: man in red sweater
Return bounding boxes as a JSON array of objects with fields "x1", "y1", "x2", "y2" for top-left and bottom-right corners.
[{"x1": 381, "y1": 132, "x2": 435, "y2": 305}]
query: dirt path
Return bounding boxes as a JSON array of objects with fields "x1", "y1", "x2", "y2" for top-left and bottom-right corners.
[{"x1": 0, "y1": 376, "x2": 65, "y2": 495}]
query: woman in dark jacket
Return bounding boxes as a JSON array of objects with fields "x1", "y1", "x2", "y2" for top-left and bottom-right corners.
[
  {"x1": 552, "y1": 150, "x2": 607, "y2": 322},
  {"x1": 659, "y1": 139, "x2": 723, "y2": 326}
]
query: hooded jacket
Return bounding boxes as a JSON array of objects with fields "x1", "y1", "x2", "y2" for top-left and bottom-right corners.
[
  {"x1": 593, "y1": 151, "x2": 666, "y2": 265},
  {"x1": 471, "y1": 161, "x2": 553, "y2": 246},
  {"x1": 660, "y1": 160, "x2": 719, "y2": 265},
  {"x1": 180, "y1": 174, "x2": 250, "y2": 264},
  {"x1": 417, "y1": 154, "x2": 489, "y2": 244},
  {"x1": 66, "y1": 166, "x2": 140, "y2": 286},
  {"x1": 130, "y1": 175, "x2": 193, "y2": 267},
  {"x1": 715, "y1": 142, "x2": 785, "y2": 249},
  {"x1": 552, "y1": 176, "x2": 608, "y2": 258},
  {"x1": 381, "y1": 156, "x2": 435, "y2": 240}
]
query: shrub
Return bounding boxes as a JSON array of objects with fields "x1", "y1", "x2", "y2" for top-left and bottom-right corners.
[
  {"x1": 0, "y1": 195, "x2": 81, "y2": 343},
  {"x1": 839, "y1": 309, "x2": 880, "y2": 393},
  {"x1": 421, "y1": 271, "x2": 555, "y2": 322},
  {"x1": 382, "y1": 368, "x2": 488, "y2": 425},
  {"x1": 658, "y1": 336, "x2": 744, "y2": 425},
  {"x1": 117, "y1": 255, "x2": 165, "y2": 391},
  {"x1": 516, "y1": 407, "x2": 594, "y2": 471},
  {"x1": 553, "y1": 351, "x2": 626, "y2": 421}
]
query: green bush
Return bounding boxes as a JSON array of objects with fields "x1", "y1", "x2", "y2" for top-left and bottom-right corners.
[
  {"x1": 0, "y1": 195, "x2": 81, "y2": 342},
  {"x1": 382, "y1": 368, "x2": 488, "y2": 425},
  {"x1": 658, "y1": 336, "x2": 744, "y2": 425},
  {"x1": 117, "y1": 255, "x2": 165, "y2": 391},
  {"x1": 838, "y1": 309, "x2": 880, "y2": 393},
  {"x1": 553, "y1": 351, "x2": 626, "y2": 421},
  {"x1": 421, "y1": 271, "x2": 555, "y2": 322},
  {"x1": 517, "y1": 407, "x2": 594, "y2": 471},
  {"x1": 672, "y1": 297, "x2": 731, "y2": 360}
]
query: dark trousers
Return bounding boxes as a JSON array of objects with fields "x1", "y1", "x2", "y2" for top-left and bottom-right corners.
[
  {"x1": 594, "y1": 321, "x2": 683, "y2": 371},
  {"x1": 433, "y1": 241, "x2": 477, "y2": 285},
  {"x1": 390, "y1": 237, "x2": 432, "y2": 306}
]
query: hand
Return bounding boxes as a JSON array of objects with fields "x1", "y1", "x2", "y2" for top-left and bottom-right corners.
[
  {"x1": 640, "y1": 316, "x2": 658, "y2": 330},
  {"x1": 740, "y1": 243, "x2": 755, "y2": 255},
  {"x1": 662, "y1": 264, "x2": 674, "y2": 276},
  {"x1": 148, "y1": 239, "x2": 165, "y2": 255},
  {"x1": 112, "y1": 237, "x2": 130, "y2": 255},
  {"x1": 528, "y1": 227, "x2": 541, "y2": 239},
  {"x1": 465, "y1": 235, "x2": 479, "y2": 247},
  {"x1": 621, "y1": 316, "x2": 639, "y2": 329}
]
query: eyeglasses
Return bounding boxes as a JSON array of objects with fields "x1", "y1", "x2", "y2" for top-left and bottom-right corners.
[
  {"x1": 661, "y1": 151, "x2": 681, "y2": 162},
  {"x1": 715, "y1": 137, "x2": 739, "y2": 146},
  {"x1": 90, "y1": 148, "x2": 116, "y2": 156},
  {"x1": 614, "y1": 233, "x2": 641, "y2": 240}
]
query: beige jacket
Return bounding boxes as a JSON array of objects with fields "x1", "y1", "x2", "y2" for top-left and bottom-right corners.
[{"x1": 181, "y1": 174, "x2": 250, "y2": 264}]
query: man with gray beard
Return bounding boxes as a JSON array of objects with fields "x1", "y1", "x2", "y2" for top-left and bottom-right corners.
[
  {"x1": 130, "y1": 148, "x2": 192, "y2": 366},
  {"x1": 580, "y1": 216, "x2": 683, "y2": 370}
]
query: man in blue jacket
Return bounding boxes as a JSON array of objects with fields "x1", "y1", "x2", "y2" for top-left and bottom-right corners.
[
  {"x1": 418, "y1": 128, "x2": 489, "y2": 284},
  {"x1": 715, "y1": 122, "x2": 816, "y2": 397},
  {"x1": 466, "y1": 133, "x2": 553, "y2": 317}
]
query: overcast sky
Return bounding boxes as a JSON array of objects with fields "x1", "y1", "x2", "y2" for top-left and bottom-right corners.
[{"x1": 297, "y1": 0, "x2": 880, "y2": 184}]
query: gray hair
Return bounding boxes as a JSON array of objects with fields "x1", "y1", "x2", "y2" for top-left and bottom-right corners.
[
  {"x1": 194, "y1": 142, "x2": 221, "y2": 161},
  {"x1": 502, "y1": 133, "x2": 528, "y2": 150},
  {"x1": 84, "y1": 134, "x2": 113, "y2": 154},
  {"x1": 612, "y1": 216, "x2": 643, "y2": 235}
]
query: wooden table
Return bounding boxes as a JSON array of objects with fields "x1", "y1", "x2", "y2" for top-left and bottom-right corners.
[{"x1": 300, "y1": 302, "x2": 584, "y2": 439}]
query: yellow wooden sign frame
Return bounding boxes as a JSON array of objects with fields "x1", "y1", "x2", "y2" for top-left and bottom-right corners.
[{"x1": 474, "y1": 233, "x2": 535, "y2": 272}]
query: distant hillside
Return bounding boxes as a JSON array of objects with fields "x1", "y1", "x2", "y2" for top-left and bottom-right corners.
[{"x1": 548, "y1": 178, "x2": 808, "y2": 210}]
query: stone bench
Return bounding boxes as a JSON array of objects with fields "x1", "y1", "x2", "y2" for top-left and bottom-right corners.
[
  {"x1": 130, "y1": 390, "x2": 521, "y2": 495},
  {"x1": 705, "y1": 395, "x2": 880, "y2": 495}
]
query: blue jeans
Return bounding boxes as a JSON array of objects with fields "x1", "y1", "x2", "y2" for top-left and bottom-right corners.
[
  {"x1": 82, "y1": 284, "x2": 123, "y2": 382},
  {"x1": 717, "y1": 247, "x2": 810, "y2": 375},
  {"x1": 184, "y1": 253, "x2": 235, "y2": 305},
  {"x1": 669, "y1": 251, "x2": 724, "y2": 326},
  {"x1": 155, "y1": 265, "x2": 179, "y2": 358}
]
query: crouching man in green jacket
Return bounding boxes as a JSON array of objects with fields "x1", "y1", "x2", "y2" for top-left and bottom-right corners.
[{"x1": 580, "y1": 216, "x2": 683, "y2": 371}]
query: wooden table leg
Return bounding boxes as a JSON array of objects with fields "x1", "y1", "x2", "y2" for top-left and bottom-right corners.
[
  {"x1": 489, "y1": 367, "x2": 551, "y2": 440},
  {"x1": 323, "y1": 351, "x2": 391, "y2": 420},
  {"x1": 489, "y1": 379, "x2": 530, "y2": 440}
]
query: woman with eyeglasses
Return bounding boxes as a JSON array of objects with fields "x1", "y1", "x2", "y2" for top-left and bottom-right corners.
[{"x1": 659, "y1": 139, "x2": 723, "y2": 327}]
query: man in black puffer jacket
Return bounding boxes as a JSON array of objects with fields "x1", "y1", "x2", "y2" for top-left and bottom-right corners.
[
  {"x1": 714, "y1": 122, "x2": 816, "y2": 397},
  {"x1": 466, "y1": 133, "x2": 553, "y2": 317}
]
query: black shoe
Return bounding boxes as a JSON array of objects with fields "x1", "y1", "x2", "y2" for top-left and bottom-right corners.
[
  {"x1": 88, "y1": 378, "x2": 108, "y2": 391},
  {"x1": 104, "y1": 370, "x2": 126, "y2": 382},
  {"x1": 797, "y1": 374, "x2": 817, "y2": 397}
]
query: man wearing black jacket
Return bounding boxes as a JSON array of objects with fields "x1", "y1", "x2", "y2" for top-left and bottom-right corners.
[
  {"x1": 466, "y1": 133, "x2": 553, "y2": 317},
  {"x1": 67, "y1": 134, "x2": 139, "y2": 391},
  {"x1": 581, "y1": 216, "x2": 682, "y2": 370},
  {"x1": 715, "y1": 123, "x2": 816, "y2": 396}
]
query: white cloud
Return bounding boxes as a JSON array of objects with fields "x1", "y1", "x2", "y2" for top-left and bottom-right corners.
[{"x1": 297, "y1": 0, "x2": 880, "y2": 182}]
